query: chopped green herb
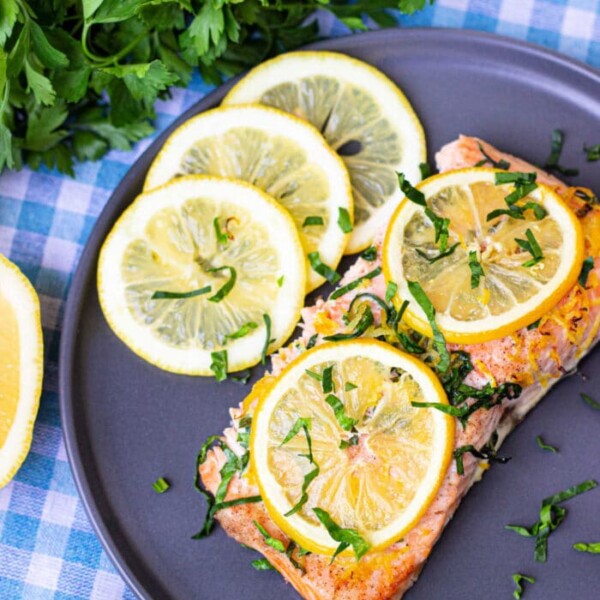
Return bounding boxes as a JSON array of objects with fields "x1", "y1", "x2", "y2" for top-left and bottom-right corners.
[
  {"x1": 515, "y1": 228, "x2": 544, "y2": 267},
  {"x1": 579, "y1": 257, "x2": 594, "y2": 287},
  {"x1": 306, "y1": 334, "x2": 318, "y2": 350},
  {"x1": 231, "y1": 370, "x2": 252, "y2": 385},
  {"x1": 254, "y1": 521, "x2": 285, "y2": 552},
  {"x1": 506, "y1": 479, "x2": 598, "y2": 562},
  {"x1": 486, "y1": 201, "x2": 547, "y2": 222},
  {"x1": 385, "y1": 281, "x2": 398, "y2": 304},
  {"x1": 323, "y1": 306, "x2": 374, "y2": 341},
  {"x1": 468, "y1": 251, "x2": 485, "y2": 288},
  {"x1": 495, "y1": 171, "x2": 539, "y2": 207},
  {"x1": 325, "y1": 394, "x2": 357, "y2": 431},
  {"x1": 337, "y1": 207, "x2": 353, "y2": 233},
  {"x1": 475, "y1": 142, "x2": 511, "y2": 170},
  {"x1": 397, "y1": 172, "x2": 426, "y2": 206},
  {"x1": 152, "y1": 477, "x2": 170, "y2": 493},
  {"x1": 280, "y1": 417, "x2": 313, "y2": 464},
  {"x1": 251, "y1": 558, "x2": 275, "y2": 571},
  {"x1": 277, "y1": 275, "x2": 285, "y2": 287},
  {"x1": 424, "y1": 207, "x2": 450, "y2": 252},
  {"x1": 305, "y1": 369, "x2": 322, "y2": 382},
  {"x1": 225, "y1": 322, "x2": 258, "y2": 340},
  {"x1": 453, "y1": 444, "x2": 510, "y2": 476},
  {"x1": 152, "y1": 286, "x2": 212, "y2": 300},
  {"x1": 261, "y1": 314, "x2": 272, "y2": 365},
  {"x1": 313, "y1": 507, "x2": 370, "y2": 562},
  {"x1": 303, "y1": 216, "x2": 324, "y2": 227},
  {"x1": 527, "y1": 319, "x2": 541, "y2": 330},
  {"x1": 207, "y1": 266, "x2": 237, "y2": 302},
  {"x1": 416, "y1": 242, "x2": 460, "y2": 264},
  {"x1": 361, "y1": 246, "x2": 377, "y2": 261},
  {"x1": 339, "y1": 435, "x2": 359, "y2": 449},
  {"x1": 285, "y1": 541, "x2": 306, "y2": 573},
  {"x1": 285, "y1": 465, "x2": 319, "y2": 517},
  {"x1": 536, "y1": 435, "x2": 558, "y2": 453},
  {"x1": 308, "y1": 252, "x2": 341, "y2": 285},
  {"x1": 574, "y1": 542, "x2": 600, "y2": 553},
  {"x1": 322, "y1": 365, "x2": 335, "y2": 394},
  {"x1": 210, "y1": 350, "x2": 228, "y2": 382},
  {"x1": 407, "y1": 281, "x2": 450, "y2": 373},
  {"x1": 512, "y1": 574, "x2": 535, "y2": 599},
  {"x1": 584, "y1": 143, "x2": 600, "y2": 162},
  {"x1": 345, "y1": 382, "x2": 357, "y2": 392},
  {"x1": 581, "y1": 392, "x2": 600, "y2": 410},
  {"x1": 419, "y1": 162, "x2": 432, "y2": 179},
  {"x1": 329, "y1": 267, "x2": 382, "y2": 300},
  {"x1": 213, "y1": 217, "x2": 229, "y2": 246},
  {"x1": 544, "y1": 129, "x2": 579, "y2": 176}
]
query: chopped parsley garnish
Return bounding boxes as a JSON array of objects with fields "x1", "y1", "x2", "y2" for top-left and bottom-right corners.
[
  {"x1": 329, "y1": 267, "x2": 382, "y2": 300},
  {"x1": 424, "y1": 207, "x2": 450, "y2": 252},
  {"x1": 468, "y1": 251, "x2": 485, "y2": 288},
  {"x1": 285, "y1": 465, "x2": 319, "y2": 517},
  {"x1": 574, "y1": 542, "x2": 600, "y2": 553},
  {"x1": 261, "y1": 313, "x2": 272, "y2": 365},
  {"x1": 152, "y1": 477, "x2": 170, "y2": 493},
  {"x1": 494, "y1": 171, "x2": 539, "y2": 207},
  {"x1": 527, "y1": 319, "x2": 541, "y2": 330},
  {"x1": 251, "y1": 558, "x2": 275, "y2": 571},
  {"x1": 339, "y1": 435, "x2": 359, "y2": 450},
  {"x1": 337, "y1": 207, "x2": 353, "y2": 233},
  {"x1": 453, "y1": 444, "x2": 510, "y2": 476},
  {"x1": 397, "y1": 172, "x2": 426, "y2": 206},
  {"x1": 207, "y1": 266, "x2": 237, "y2": 302},
  {"x1": 285, "y1": 541, "x2": 307, "y2": 573},
  {"x1": 306, "y1": 334, "x2": 318, "y2": 350},
  {"x1": 536, "y1": 435, "x2": 558, "y2": 453},
  {"x1": 254, "y1": 521, "x2": 285, "y2": 552},
  {"x1": 308, "y1": 251, "x2": 341, "y2": 285},
  {"x1": 581, "y1": 392, "x2": 600, "y2": 410},
  {"x1": 225, "y1": 321, "x2": 258, "y2": 340},
  {"x1": 416, "y1": 242, "x2": 460, "y2": 264},
  {"x1": 407, "y1": 280, "x2": 450, "y2": 373},
  {"x1": 280, "y1": 417, "x2": 313, "y2": 463},
  {"x1": 210, "y1": 350, "x2": 228, "y2": 382},
  {"x1": 419, "y1": 162, "x2": 432, "y2": 179},
  {"x1": 305, "y1": 369, "x2": 322, "y2": 382},
  {"x1": 322, "y1": 365, "x2": 335, "y2": 394},
  {"x1": 584, "y1": 143, "x2": 600, "y2": 162},
  {"x1": 345, "y1": 382, "x2": 357, "y2": 392},
  {"x1": 231, "y1": 370, "x2": 252, "y2": 385},
  {"x1": 544, "y1": 129, "x2": 579, "y2": 176},
  {"x1": 361, "y1": 245, "x2": 377, "y2": 261},
  {"x1": 515, "y1": 228, "x2": 544, "y2": 267},
  {"x1": 213, "y1": 217, "x2": 230, "y2": 246},
  {"x1": 303, "y1": 216, "x2": 324, "y2": 227},
  {"x1": 325, "y1": 394, "x2": 357, "y2": 431},
  {"x1": 506, "y1": 479, "x2": 598, "y2": 562},
  {"x1": 151, "y1": 286, "x2": 212, "y2": 300},
  {"x1": 475, "y1": 142, "x2": 510, "y2": 170},
  {"x1": 486, "y1": 201, "x2": 547, "y2": 222},
  {"x1": 579, "y1": 257, "x2": 594, "y2": 287},
  {"x1": 385, "y1": 281, "x2": 398, "y2": 304},
  {"x1": 277, "y1": 275, "x2": 284, "y2": 287},
  {"x1": 323, "y1": 305, "x2": 374, "y2": 342},
  {"x1": 313, "y1": 507, "x2": 370, "y2": 562},
  {"x1": 512, "y1": 574, "x2": 535, "y2": 599}
]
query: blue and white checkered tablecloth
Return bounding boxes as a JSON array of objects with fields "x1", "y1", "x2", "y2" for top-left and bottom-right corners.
[{"x1": 0, "y1": 1, "x2": 598, "y2": 598}]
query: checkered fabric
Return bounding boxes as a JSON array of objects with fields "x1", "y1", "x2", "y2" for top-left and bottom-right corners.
[{"x1": 0, "y1": 1, "x2": 598, "y2": 598}]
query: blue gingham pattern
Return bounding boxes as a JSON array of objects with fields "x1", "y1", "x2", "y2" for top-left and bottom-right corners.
[{"x1": 0, "y1": 1, "x2": 598, "y2": 598}]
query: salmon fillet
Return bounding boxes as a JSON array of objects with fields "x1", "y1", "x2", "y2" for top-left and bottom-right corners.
[{"x1": 198, "y1": 137, "x2": 600, "y2": 600}]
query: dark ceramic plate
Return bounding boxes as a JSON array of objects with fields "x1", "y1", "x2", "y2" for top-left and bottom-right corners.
[{"x1": 60, "y1": 29, "x2": 600, "y2": 600}]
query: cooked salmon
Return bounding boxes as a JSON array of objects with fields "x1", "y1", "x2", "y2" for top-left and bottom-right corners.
[{"x1": 199, "y1": 137, "x2": 600, "y2": 600}]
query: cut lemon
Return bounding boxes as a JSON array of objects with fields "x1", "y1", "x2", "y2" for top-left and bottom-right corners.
[
  {"x1": 98, "y1": 176, "x2": 305, "y2": 375},
  {"x1": 144, "y1": 105, "x2": 353, "y2": 292},
  {"x1": 223, "y1": 51, "x2": 426, "y2": 253},
  {"x1": 383, "y1": 168, "x2": 584, "y2": 344},
  {"x1": 0, "y1": 254, "x2": 43, "y2": 488},
  {"x1": 250, "y1": 339, "x2": 454, "y2": 556}
]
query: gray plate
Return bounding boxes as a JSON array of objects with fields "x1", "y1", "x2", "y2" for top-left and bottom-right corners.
[{"x1": 60, "y1": 29, "x2": 600, "y2": 600}]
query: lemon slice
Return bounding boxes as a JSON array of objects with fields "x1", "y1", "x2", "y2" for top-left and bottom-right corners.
[
  {"x1": 0, "y1": 254, "x2": 43, "y2": 488},
  {"x1": 250, "y1": 339, "x2": 454, "y2": 555},
  {"x1": 144, "y1": 105, "x2": 353, "y2": 293},
  {"x1": 223, "y1": 51, "x2": 426, "y2": 253},
  {"x1": 383, "y1": 168, "x2": 584, "y2": 344},
  {"x1": 98, "y1": 176, "x2": 305, "y2": 375}
]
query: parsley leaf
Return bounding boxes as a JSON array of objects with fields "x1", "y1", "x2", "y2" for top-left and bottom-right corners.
[{"x1": 313, "y1": 507, "x2": 370, "y2": 561}]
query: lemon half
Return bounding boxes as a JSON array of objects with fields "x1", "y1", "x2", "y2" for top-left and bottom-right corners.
[
  {"x1": 383, "y1": 168, "x2": 584, "y2": 344},
  {"x1": 250, "y1": 339, "x2": 454, "y2": 556},
  {"x1": 0, "y1": 254, "x2": 43, "y2": 488},
  {"x1": 223, "y1": 51, "x2": 426, "y2": 253},
  {"x1": 98, "y1": 176, "x2": 305, "y2": 375},
  {"x1": 144, "y1": 105, "x2": 353, "y2": 292}
]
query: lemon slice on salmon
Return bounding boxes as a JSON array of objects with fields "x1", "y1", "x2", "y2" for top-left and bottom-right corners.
[
  {"x1": 383, "y1": 168, "x2": 584, "y2": 344},
  {"x1": 0, "y1": 254, "x2": 43, "y2": 488},
  {"x1": 250, "y1": 339, "x2": 454, "y2": 556},
  {"x1": 98, "y1": 176, "x2": 305, "y2": 375},
  {"x1": 223, "y1": 51, "x2": 426, "y2": 253},
  {"x1": 144, "y1": 105, "x2": 353, "y2": 293}
]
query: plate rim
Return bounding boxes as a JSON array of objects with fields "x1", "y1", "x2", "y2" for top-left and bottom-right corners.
[{"x1": 58, "y1": 26, "x2": 600, "y2": 600}]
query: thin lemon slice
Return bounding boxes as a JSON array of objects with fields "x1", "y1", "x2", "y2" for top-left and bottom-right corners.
[
  {"x1": 223, "y1": 51, "x2": 426, "y2": 253},
  {"x1": 250, "y1": 339, "x2": 454, "y2": 556},
  {"x1": 98, "y1": 176, "x2": 305, "y2": 375},
  {"x1": 383, "y1": 168, "x2": 584, "y2": 344},
  {"x1": 144, "y1": 105, "x2": 353, "y2": 292},
  {"x1": 0, "y1": 254, "x2": 43, "y2": 488}
]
